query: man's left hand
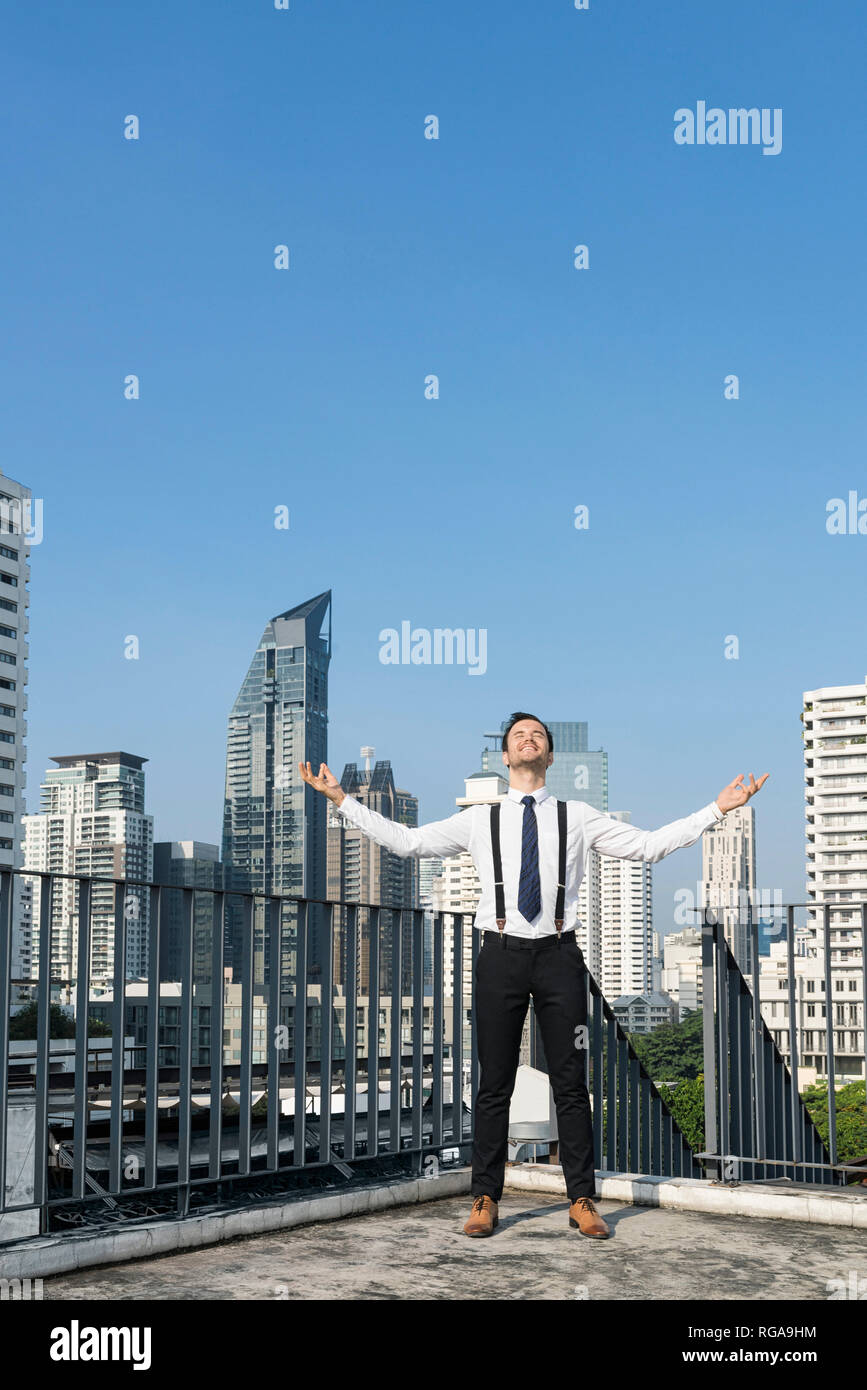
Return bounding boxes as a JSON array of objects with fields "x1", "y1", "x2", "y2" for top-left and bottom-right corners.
[{"x1": 715, "y1": 773, "x2": 769, "y2": 814}]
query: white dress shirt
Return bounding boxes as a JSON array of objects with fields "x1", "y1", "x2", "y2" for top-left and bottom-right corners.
[{"x1": 335, "y1": 784, "x2": 725, "y2": 938}]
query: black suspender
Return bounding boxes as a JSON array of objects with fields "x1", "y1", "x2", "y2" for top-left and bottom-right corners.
[
  {"x1": 555, "y1": 797, "x2": 567, "y2": 931},
  {"x1": 490, "y1": 798, "x2": 569, "y2": 944},
  {"x1": 490, "y1": 801, "x2": 506, "y2": 930}
]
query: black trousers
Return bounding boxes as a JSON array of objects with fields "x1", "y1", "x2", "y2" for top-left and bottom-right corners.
[{"x1": 470, "y1": 928, "x2": 596, "y2": 1202}]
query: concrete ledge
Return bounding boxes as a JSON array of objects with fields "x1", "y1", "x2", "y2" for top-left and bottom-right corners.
[
  {"x1": 503, "y1": 1162, "x2": 867, "y2": 1227},
  {"x1": 0, "y1": 1168, "x2": 472, "y2": 1282},
  {"x1": 5, "y1": 1160, "x2": 862, "y2": 1281}
]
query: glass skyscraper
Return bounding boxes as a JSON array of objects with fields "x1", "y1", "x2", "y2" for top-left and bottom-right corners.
[{"x1": 221, "y1": 591, "x2": 331, "y2": 977}]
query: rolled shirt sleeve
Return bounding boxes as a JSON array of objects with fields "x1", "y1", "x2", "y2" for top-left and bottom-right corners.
[
  {"x1": 335, "y1": 795, "x2": 474, "y2": 859},
  {"x1": 580, "y1": 799, "x2": 724, "y2": 863}
]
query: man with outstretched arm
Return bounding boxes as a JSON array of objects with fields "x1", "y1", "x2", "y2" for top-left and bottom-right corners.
[{"x1": 299, "y1": 712, "x2": 768, "y2": 1240}]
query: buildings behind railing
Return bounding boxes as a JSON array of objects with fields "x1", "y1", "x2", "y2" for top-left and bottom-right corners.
[
  {"x1": 85, "y1": 979, "x2": 452, "y2": 1073},
  {"x1": 0, "y1": 868, "x2": 709, "y2": 1246}
]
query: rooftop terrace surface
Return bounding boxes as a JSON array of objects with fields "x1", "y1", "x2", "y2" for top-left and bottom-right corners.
[{"x1": 41, "y1": 1191, "x2": 862, "y2": 1301}]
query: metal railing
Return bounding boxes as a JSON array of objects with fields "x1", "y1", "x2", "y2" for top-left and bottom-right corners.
[
  {"x1": 0, "y1": 868, "x2": 704, "y2": 1244},
  {"x1": 0, "y1": 869, "x2": 475, "y2": 1240},
  {"x1": 525, "y1": 957, "x2": 701, "y2": 1182},
  {"x1": 699, "y1": 903, "x2": 867, "y2": 1185}
]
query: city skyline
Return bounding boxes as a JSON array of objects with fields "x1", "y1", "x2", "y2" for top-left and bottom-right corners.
[{"x1": 19, "y1": 578, "x2": 865, "y2": 936}]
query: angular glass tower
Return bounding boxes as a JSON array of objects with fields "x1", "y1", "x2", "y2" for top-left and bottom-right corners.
[{"x1": 222, "y1": 591, "x2": 331, "y2": 976}]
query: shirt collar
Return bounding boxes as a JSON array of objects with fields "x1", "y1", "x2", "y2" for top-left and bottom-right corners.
[{"x1": 506, "y1": 785, "x2": 552, "y2": 805}]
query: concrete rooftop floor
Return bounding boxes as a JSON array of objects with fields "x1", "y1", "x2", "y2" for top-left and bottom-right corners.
[{"x1": 41, "y1": 1191, "x2": 865, "y2": 1301}]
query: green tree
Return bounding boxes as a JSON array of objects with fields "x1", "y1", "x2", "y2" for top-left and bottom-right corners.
[
  {"x1": 801, "y1": 1079, "x2": 867, "y2": 1174},
  {"x1": 9, "y1": 1002, "x2": 112, "y2": 1039},
  {"x1": 628, "y1": 1009, "x2": 705, "y2": 1082},
  {"x1": 658, "y1": 1075, "x2": 706, "y2": 1153}
]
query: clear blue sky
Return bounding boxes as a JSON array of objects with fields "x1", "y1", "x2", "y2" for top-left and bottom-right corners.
[{"x1": 5, "y1": 1, "x2": 865, "y2": 929}]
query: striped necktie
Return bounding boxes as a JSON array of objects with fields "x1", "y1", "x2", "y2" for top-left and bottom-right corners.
[{"x1": 518, "y1": 794, "x2": 541, "y2": 923}]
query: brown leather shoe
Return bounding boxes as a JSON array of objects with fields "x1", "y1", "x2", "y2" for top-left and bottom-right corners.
[
  {"x1": 569, "y1": 1196, "x2": 610, "y2": 1238},
  {"x1": 463, "y1": 1194, "x2": 499, "y2": 1237}
]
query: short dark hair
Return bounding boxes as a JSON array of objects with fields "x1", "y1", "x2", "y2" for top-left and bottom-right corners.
[{"x1": 501, "y1": 712, "x2": 554, "y2": 754}]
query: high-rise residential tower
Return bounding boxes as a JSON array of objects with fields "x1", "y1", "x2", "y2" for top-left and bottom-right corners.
[
  {"x1": 593, "y1": 811, "x2": 654, "y2": 998},
  {"x1": 326, "y1": 757, "x2": 418, "y2": 995},
  {"x1": 799, "y1": 677, "x2": 867, "y2": 1081},
  {"x1": 0, "y1": 471, "x2": 32, "y2": 989},
  {"x1": 803, "y1": 678, "x2": 867, "y2": 960},
  {"x1": 700, "y1": 805, "x2": 757, "y2": 974},
  {"x1": 22, "y1": 753, "x2": 153, "y2": 989}
]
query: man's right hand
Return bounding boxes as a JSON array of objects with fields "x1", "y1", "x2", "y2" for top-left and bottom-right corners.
[{"x1": 298, "y1": 760, "x2": 346, "y2": 806}]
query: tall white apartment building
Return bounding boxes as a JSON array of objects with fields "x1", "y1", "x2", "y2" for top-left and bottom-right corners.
[
  {"x1": 576, "y1": 811, "x2": 654, "y2": 999},
  {"x1": 798, "y1": 678, "x2": 867, "y2": 1081},
  {"x1": 0, "y1": 472, "x2": 33, "y2": 988},
  {"x1": 22, "y1": 753, "x2": 153, "y2": 992},
  {"x1": 574, "y1": 848, "x2": 600, "y2": 976},
  {"x1": 700, "y1": 805, "x2": 756, "y2": 974},
  {"x1": 597, "y1": 813, "x2": 654, "y2": 999}
]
